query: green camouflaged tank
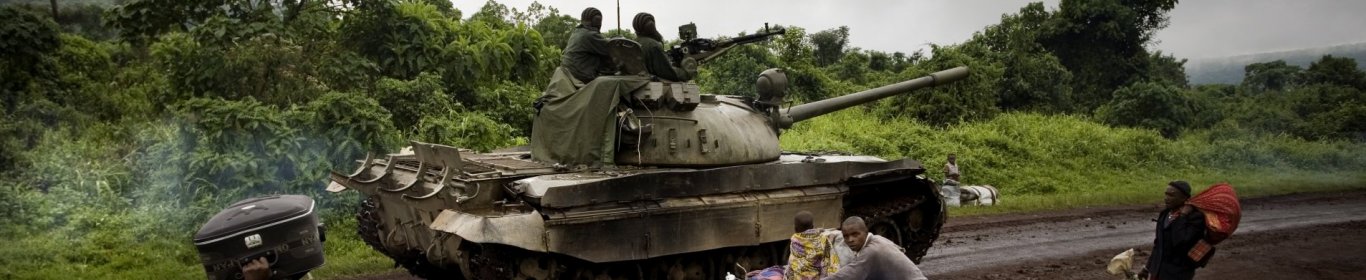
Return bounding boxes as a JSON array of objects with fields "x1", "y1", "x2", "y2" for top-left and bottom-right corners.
[{"x1": 328, "y1": 24, "x2": 970, "y2": 279}]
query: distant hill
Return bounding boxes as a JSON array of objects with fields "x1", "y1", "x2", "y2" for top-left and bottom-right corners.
[{"x1": 1186, "y1": 42, "x2": 1366, "y2": 85}]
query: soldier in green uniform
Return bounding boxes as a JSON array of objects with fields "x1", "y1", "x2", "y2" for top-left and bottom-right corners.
[
  {"x1": 561, "y1": 7, "x2": 613, "y2": 82},
  {"x1": 632, "y1": 12, "x2": 692, "y2": 82}
]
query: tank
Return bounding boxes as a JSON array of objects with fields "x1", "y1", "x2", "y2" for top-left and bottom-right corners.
[{"x1": 327, "y1": 24, "x2": 970, "y2": 279}]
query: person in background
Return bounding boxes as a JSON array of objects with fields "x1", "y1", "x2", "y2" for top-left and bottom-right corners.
[
  {"x1": 944, "y1": 153, "x2": 960, "y2": 185},
  {"x1": 822, "y1": 217, "x2": 927, "y2": 280},
  {"x1": 632, "y1": 12, "x2": 692, "y2": 82},
  {"x1": 560, "y1": 7, "x2": 613, "y2": 82},
  {"x1": 786, "y1": 211, "x2": 841, "y2": 280},
  {"x1": 1139, "y1": 180, "x2": 1210, "y2": 280}
]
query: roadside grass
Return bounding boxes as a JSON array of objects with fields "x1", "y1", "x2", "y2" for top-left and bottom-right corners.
[
  {"x1": 0, "y1": 209, "x2": 395, "y2": 280},
  {"x1": 781, "y1": 109, "x2": 1366, "y2": 218},
  {"x1": 947, "y1": 171, "x2": 1366, "y2": 217}
]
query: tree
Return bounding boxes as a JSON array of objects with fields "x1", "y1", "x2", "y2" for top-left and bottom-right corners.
[
  {"x1": 1145, "y1": 51, "x2": 1189, "y2": 87},
  {"x1": 967, "y1": 3, "x2": 1074, "y2": 113},
  {"x1": 1302, "y1": 55, "x2": 1366, "y2": 90},
  {"x1": 1038, "y1": 0, "x2": 1180, "y2": 110},
  {"x1": 810, "y1": 26, "x2": 849, "y2": 67},
  {"x1": 867, "y1": 50, "x2": 891, "y2": 72},
  {"x1": 1096, "y1": 81, "x2": 1194, "y2": 138},
  {"x1": 879, "y1": 44, "x2": 1005, "y2": 126},
  {"x1": 534, "y1": 12, "x2": 577, "y2": 49},
  {"x1": 469, "y1": 0, "x2": 513, "y2": 29},
  {"x1": 1241, "y1": 60, "x2": 1303, "y2": 93}
]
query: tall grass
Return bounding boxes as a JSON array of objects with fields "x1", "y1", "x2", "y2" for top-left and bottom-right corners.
[{"x1": 782, "y1": 109, "x2": 1366, "y2": 215}]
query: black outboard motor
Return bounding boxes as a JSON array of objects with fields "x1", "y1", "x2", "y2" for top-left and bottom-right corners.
[{"x1": 194, "y1": 195, "x2": 325, "y2": 280}]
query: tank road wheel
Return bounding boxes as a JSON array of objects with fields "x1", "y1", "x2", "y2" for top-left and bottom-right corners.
[
  {"x1": 867, "y1": 217, "x2": 904, "y2": 245},
  {"x1": 355, "y1": 197, "x2": 389, "y2": 256},
  {"x1": 515, "y1": 256, "x2": 556, "y2": 280},
  {"x1": 844, "y1": 177, "x2": 945, "y2": 263},
  {"x1": 358, "y1": 196, "x2": 463, "y2": 279},
  {"x1": 666, "y1": 257, "x2": 709, "y2": 280}
]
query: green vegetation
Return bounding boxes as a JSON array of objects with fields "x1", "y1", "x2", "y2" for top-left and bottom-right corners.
[
  {"x1": 781, "y1": 110, "x2": 1366, "y2": 217},
  {"x1": 1, "y1": 0, "x2": 1362, "y2": 279}
]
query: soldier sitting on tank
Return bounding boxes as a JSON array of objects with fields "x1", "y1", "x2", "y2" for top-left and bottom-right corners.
[
  {"x1": 787, "y1": 211, "x2": 842, "y2": 280},
  {"x1": 561, "y1": 7, "x2": 614, "y2": 83},
  {"x1": 632, "y1": 12, "x2": 693, "y2": 82},
  {"x1": 822, "y1": 217, "x2": 927, "y2": 280}
]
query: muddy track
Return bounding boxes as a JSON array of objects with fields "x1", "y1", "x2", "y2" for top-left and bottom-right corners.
[{"x1": 928, "y1": 190, "x2": 1366, "y2": 279}]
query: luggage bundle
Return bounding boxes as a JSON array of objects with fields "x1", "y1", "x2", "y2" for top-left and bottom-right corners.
[
  {"x1": 1185, "y1": 183, "x2": 1242, "y2": 262},
  {"x1": 194, "y1": 195, "x2": 325, "y2": 280}
]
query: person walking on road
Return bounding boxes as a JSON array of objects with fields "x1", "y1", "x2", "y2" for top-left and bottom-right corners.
[
  {"x1": 1140, "y1": 180, "x2": 1212, "y2": 280},
  {"x1": 822, "y1": 217, "x2": 927, "y2": 280}
]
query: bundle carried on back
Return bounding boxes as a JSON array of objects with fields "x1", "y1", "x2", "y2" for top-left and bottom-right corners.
[{"x1": 1184, "y1": 182, "x2": 1242, "y2": 262}]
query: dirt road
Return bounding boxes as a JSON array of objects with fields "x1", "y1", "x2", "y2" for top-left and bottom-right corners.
[
  {"x1": 342, "y1": 191, "x2": 1366, "y2": 280},
  {"x1": 928, "y1": 190, "x2": 1366, "y2": 279}
]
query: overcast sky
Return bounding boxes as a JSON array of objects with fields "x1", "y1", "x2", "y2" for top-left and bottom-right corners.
[{"x1": 451, "y1": 0, "x2": 1366, "y2": 59}]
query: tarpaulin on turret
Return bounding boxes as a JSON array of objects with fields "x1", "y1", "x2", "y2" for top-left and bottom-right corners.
[{"x1": 531, "y1": 67, "x2": 649, "y2": 166}]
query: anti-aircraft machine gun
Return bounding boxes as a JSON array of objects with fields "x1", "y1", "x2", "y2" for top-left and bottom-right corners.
[
  {"x1": 667, "y1": 23, "x2": 788, "y2": 66},
  {"x1": 328, "y1": 19, "x2": 970, "y2": 279}
]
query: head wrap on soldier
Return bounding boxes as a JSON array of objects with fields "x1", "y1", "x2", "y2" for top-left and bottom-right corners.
[
  {"x1": 632, "y1": 12, "x2": 663, "y2": 42},
  {"x1": 580, "y1": 7, "x2": 602, "y2": 30}
]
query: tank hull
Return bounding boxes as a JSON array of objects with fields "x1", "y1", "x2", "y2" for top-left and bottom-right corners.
[{"x1": 330, "y1": 147, "x2": 944, "y2": 279}]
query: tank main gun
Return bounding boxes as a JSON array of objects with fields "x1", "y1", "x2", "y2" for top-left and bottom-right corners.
[
  {"x1": 756, "y1": 67, "x2": 971, "y2": 129},
  {"x1": 667, "y1": 23, "x2": 787, "y2": 65}
]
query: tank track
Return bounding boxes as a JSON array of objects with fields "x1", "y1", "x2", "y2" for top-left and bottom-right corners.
[
  {"x1": 843, "y1": 177, "x2": 944, "y2": 263},
  {"x1": 356, "y1": 178, "x2": 943, "y2": 279},
  {"x1": 356, "y1": 196, "x2": 461, "y2": 279}
]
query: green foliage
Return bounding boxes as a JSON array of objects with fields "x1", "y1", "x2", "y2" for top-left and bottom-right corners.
[
  {"x1": 469, "y1": 81, "x2": 540, "y2": 135},
  {"x1": 535, "y1": 13, "x2": 578, "y2": 49},
  {"x1": 1, "y1": 5, "x2": 63, "y2": 108},
  {"x1": 783, "y1": 109, "x2": 1366, "y2": 196},
  {"x1": 415, "y1": 110, "x2": 519, "y2": 152},
  {"x1": 372, "y1": 72, "x2": 455, "y2": 130},
  {"x1": 295, "y1": 91, "x2": 405, "y2": 167},
  {"x1": 1242, "y1": 60, "x2": 1303, "y2": 92},
  {"x1": 1303, "y1": 55, "x2": 1366, "y2": 90},
  {"x1": 1097, "y1": 81, "x2": 1195, "y2": 137},
  {"x1": 697, "y1": 41, "x2": 779, "y2": 96},
  {"x1": 878, "y1": 44, "x2": 1005, "y2": 126},
  {"x1": 810, "y1": 26, "x2": 850, "y2": 67},
  {"x1": 1040, "y1": 0, "x2": 1179, "y2": 109}
]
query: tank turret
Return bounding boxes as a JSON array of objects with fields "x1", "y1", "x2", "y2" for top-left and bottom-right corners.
[
  {"x1": 530, "y1": 22, "x2": 969, "y2": 166},
  {"x1": 609, "y1": 66, "x2": 969, "y2": 166}
]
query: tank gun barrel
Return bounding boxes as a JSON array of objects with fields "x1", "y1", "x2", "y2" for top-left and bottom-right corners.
[{"x1": 780, "y1": 67, "x2": 969, "y2": 127}]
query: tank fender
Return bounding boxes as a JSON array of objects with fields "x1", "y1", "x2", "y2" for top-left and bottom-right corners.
[
  {"x1": 847, "y1": 168, "x2": 923, "y2": 186},
  {"x1": 429, "y1": 210, "x2": 548, "y2": 253}
]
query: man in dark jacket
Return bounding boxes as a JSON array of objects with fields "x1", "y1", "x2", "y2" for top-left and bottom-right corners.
[
  {"x1": 561, "y1": 7, "x2": 613, "y2": 82},
  {"x1": 1141, "y1": 180, "x2": 1210, "y2": 280},
  {"x1": 632, "y1": 12, "x2": 692, "y2": 82}
]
